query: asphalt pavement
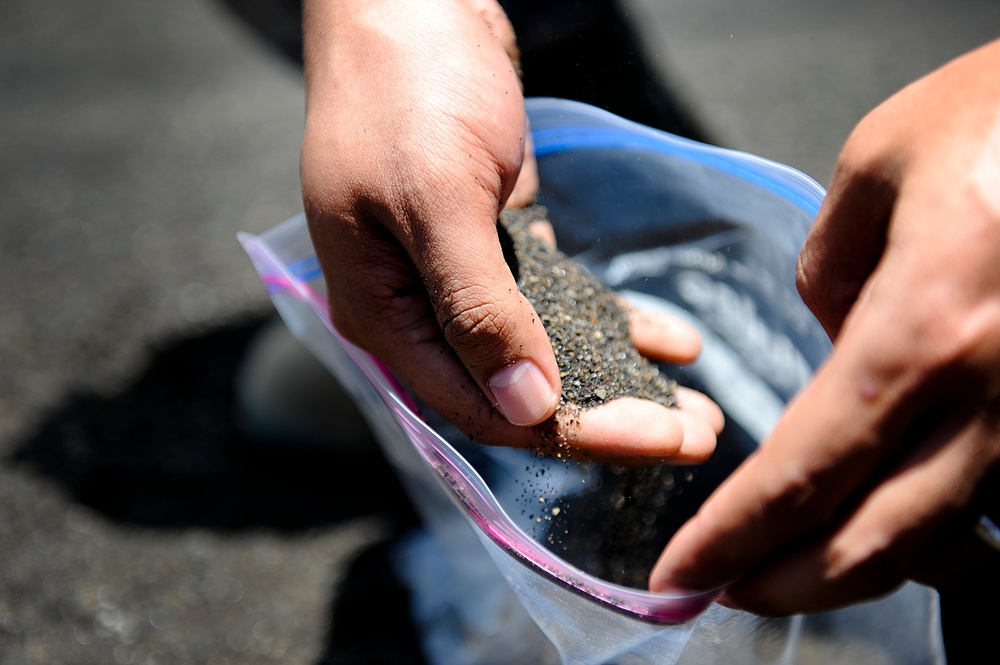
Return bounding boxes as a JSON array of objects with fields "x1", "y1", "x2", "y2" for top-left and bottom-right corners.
[{"x1": 2, "y1": 1, "x2": 999, "y2": 663}]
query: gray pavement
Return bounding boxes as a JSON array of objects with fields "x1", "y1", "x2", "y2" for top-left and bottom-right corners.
[
  {"x1": 628, "y1": 0, "x2": 1000, "y2": 185},
  {"x1": 0, "y1": 2, "x2": 392, "y2": 663},
  {"x1": 2, "y1": 0, "x2": 999, "y2": 663}
]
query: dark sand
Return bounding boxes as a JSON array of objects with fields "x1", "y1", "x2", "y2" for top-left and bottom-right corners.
[
  {"x1": 498, "y1": 205, "x2": 691, "y2": 588},
  {"x1": 498, "y1": 205, "x2": 678, "y2": 413}
]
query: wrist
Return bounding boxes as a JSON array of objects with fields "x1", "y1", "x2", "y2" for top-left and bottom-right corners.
[{"x1": 302, "y1": 0, "x2": 518, "y2": 92}]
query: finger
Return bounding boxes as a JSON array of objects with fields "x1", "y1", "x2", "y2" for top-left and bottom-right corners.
[
  {"x1": 674, "y1": 387, "x2": 725, "y2": 437},
  {"x1": 796, "y1": 147, "x2": 897, "y2": 340},
  {"x1": 373, "y1": 109, "x2": 559, "y2": 429},
  {"x1": 547, "y1": 397, "x2": 715, "y2": 464},
  {"x1": 309, "y1": 212, "x2": 555, "y2": 432},
  {"x1": 624, "y1": 302, "x2": 702, "y2": 364},
  {"x1": 527, "y1": 218, "x2": 557, "y2": 248},
  {"x1": 648, "y1": 271, "x2": 942, "y2": 596},
  {"x1": 718, "y1": 410, "x2": 995, "y2": 615},
  {"x1": 527, "y1": 389, "x2": 721, "y2": 466},
  {"x1": 399, "y1": 341, "x2": 714, "y2": 463},
  {"x1": 409, "y1": 205, "x2": 561, "y2": 427}
]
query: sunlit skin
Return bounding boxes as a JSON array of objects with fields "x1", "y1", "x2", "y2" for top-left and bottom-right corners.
[
  {"x1": 650, "y1": 38, "x2": 1000, "y2": 615},
  {"x1": 302, "y1": 0, "x2": 1000, "y2": 615},
  {"x1": 300, "y1": 0, "x2": 722, "y2": 464}
]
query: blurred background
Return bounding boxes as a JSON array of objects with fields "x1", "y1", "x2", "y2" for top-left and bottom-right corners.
[{"x1": 2, "y1": 0, "x2": 999, "y2": 663}]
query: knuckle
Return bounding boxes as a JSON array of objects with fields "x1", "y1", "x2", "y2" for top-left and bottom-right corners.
[
  {"x1": 328, "y1": 266, "x2": 433, "y2": 352},
  {"x1": 824, "y1": 537, "x2": 901, "y2": 597},
  {"x1": 767, "y1": 463, "x2": 821, "y2": 515},
  {"x1": 751, "y1": 464, "x2": 835, "y2": 541},
  {"x1": 953, "y1": 306, "x2": 1000, "y2": 367},
  {"x1": 904, "y1": 299, "x2": 997, "y2": 380},
  {"x1": 438, "y1": 286, "x2": 513, "y2": 360}
]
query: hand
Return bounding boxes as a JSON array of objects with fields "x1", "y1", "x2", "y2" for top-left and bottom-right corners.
[
  {"x1": 300, "y1": 0, "x2": 720, "y2": 462},
  {"x1": 649, "y1": 39, "x2": 1000, "y2": 613}
]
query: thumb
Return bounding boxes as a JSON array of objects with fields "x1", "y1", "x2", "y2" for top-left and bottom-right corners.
[{"x1": 416, "y1": 207, "x2": 561, "y2": 427}]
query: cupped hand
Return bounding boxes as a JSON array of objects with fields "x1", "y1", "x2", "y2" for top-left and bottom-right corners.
[
  {"x1": 649, "y1": 39, "x2": 1000, "y2": 613},
  {"x1": 485, "y1": 298, "x2": 723, "y2": 465},
  {"x1": 300, "y1": 0, "x2": 721, "y2": 464}
]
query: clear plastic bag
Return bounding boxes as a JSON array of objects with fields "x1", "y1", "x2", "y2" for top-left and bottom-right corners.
[{"x1": 238, "y1": 98, "x2": 945, "y2": 665}]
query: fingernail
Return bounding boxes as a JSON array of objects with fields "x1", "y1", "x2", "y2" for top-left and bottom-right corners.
[{"x1": 487, "y1": 360, "x2": 556, "y2": 426}]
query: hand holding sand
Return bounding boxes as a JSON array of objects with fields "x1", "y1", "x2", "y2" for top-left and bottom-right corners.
[
  {"x1": 300, "y1": 0, "x2": 721, "y2": 464},
  {"x1": 494, "y1": 206, "x2": 722, "y2": 464},
  {"x1": 301, "y1": 0, "x2": 556, "y2": 421}
]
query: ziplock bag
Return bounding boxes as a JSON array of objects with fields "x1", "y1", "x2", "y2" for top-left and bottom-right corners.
[{"x1": 238, "y1": 98, "x2": 945, "y2": 665}]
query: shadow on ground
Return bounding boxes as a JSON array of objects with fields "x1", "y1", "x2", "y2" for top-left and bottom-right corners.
[
  {"x1": 7, "y1": 314, "x2": 428, "y2": 664},
  {"x1": 8, "y1": 315, "x2": 417, "y2": 531}
]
